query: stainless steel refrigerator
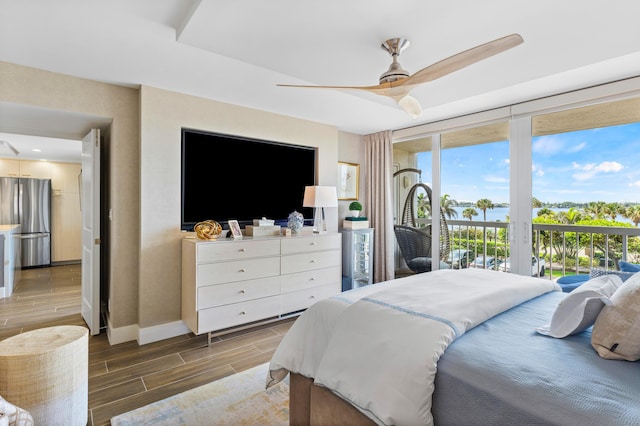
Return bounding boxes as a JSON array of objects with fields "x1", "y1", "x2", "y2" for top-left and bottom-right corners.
[{"x1": 0, "y1": 177, "x2": 51, "y2": 268}]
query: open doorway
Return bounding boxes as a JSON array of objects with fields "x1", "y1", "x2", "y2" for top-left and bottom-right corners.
[{"x1": 0, "y1": 121, "x2": 111, "y2": 335}]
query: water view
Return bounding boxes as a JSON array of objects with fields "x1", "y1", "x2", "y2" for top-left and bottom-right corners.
[{"x1": 449, "y1": 206, "x2": 636, "y2": 225}]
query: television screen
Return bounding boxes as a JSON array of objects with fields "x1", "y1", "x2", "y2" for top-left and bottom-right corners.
[{"x1": 181, "y1": 129, "x2": 317, "y2": 231}]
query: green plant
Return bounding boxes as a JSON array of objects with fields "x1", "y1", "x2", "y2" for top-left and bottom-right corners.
[{"x1": 348, "y1": 201, "x2": 362, "y2": 211}]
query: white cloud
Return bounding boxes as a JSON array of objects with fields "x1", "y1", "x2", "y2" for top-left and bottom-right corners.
[
  {"x1": 532, "y1": 163, "x2": 544, "y2": 176},
  {"x1": 533, "y1": 135, "x2": 564, "y2": 155},
  {"x1": 534, "y1": 136, "x2": 587, "y2": 156},
  {"x1": 572, "y1": 161, "x2": 624, "y2": 181},
  {"x1": 484, "y1": 175, "x2": 508, "y2": 183},
  {"x1": 567, "y1": 142, "x2": 587, "y2": 153},
  {"x1": 595, "y1": 161, "x2": 624, "y2": 172},
  {"x1": 629, "y1": 181, "x2": 640, "y2": 188}
]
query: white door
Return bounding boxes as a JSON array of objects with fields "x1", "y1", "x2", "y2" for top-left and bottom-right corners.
[{"x1": 81, "y1": 129, "x2": 100, "y2": 335}]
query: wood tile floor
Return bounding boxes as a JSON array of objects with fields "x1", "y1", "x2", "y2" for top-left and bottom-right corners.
[{"x1": 0, "y1": 264, "x2": 295, "y2": 425}]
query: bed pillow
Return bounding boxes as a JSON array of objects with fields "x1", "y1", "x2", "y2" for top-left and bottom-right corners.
[
  {"x1": 536, "y1": 274, "x2": 623, "y2": 338},
  {"x1": 591, "y1": 272, "x2": 640, "y2": 361},
  {"x1": 618, "y1": 260, "x2": 640, "y2": 272}
]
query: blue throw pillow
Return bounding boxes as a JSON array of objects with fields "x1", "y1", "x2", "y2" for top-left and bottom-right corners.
[{"x1": 619, "y1": 261, "x2": 640, "y2": 272}]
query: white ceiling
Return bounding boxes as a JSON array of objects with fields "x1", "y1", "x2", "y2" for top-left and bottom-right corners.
[{"x1": 1, "y1": 0, "x2": 639, "y2": 161}]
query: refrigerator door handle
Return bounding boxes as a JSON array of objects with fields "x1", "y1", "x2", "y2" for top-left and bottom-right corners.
[
  {"x1": 19, "y1": 233, "x2": 50, "y2": 239},
  {"x1": 13, "y1": 182, "x2": 19, "y2": 218}
]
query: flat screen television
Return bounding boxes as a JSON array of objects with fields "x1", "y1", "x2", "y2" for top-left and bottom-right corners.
[{"x1": 181, "y1": 128, "x2": 317, "y2": 231}]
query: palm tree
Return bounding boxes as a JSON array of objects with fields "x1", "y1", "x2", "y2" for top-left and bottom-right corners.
[
  {"x1": 416, "y1": 193, "x2": 428, "y2": 218},
  {"x1": 463, "y1": 207, "x2": 478, "y2": 220},
  {"x1": 604, "y1": 202, "x2": 625, "y2": 221},
  {"x1": 440, "y1": 194, "x2": 459, "y2": 219},
  {"x1": 625, "y1": 205, "x2": 640, "y2": 227},
  {"x1": 419, "y1": 193, "x2": 459, "y2": 219},
  {"x1": 536, "y1": 208, "x2": 555, "y2": 218},
  {"x1": 532, "y1": 197, "x2": 543, "y2": 209},
  {"x1": 563, "y1": 207, "x2": 582, "y2": 224},
  {"x1": 585, "y1": 201, "x2": 607, "y2": 219},
  {"x1": 555, "y1": 207, "x2": 581, "y2": 224},
  {"x1": 476, "y1": 198, "x2": 494, "y2": 221}
]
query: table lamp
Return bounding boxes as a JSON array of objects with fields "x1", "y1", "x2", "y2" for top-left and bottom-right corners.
[{"x1": 303, "y1": 186, "x2": 338, "y2": 234}]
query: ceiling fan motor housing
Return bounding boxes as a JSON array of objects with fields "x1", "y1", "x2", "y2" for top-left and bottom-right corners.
[{"x1": 380, "y1": 38, "x2": 411, "y2": 83}]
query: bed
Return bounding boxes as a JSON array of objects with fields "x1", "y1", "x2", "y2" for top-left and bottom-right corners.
[{"x1": 266, "y1": 268, "x2": 640, "y2": 425}]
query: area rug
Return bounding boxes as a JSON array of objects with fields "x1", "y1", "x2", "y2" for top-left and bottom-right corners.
[{"x1": 111, "y1": 363, "x2": 288, "y2": 425}]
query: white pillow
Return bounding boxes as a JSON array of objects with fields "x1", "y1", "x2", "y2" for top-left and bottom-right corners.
[
  {"x1": 536, "y1": 274, "x2": 623, "y2": 338},
  {"x1": 0, "y1": 396, "x2": 34, "y2": 426},
  {"x1": 591, "y1": 272, "x2": 640, "y2": 361}
]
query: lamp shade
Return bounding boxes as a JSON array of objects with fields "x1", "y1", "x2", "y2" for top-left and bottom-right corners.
[{"x1": 303, "y1": 186, "x2": 338, "y2": 208}]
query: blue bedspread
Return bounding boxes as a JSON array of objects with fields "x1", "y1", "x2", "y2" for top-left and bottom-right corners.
[{"x1": 433, "y1": 291, "x2": 640, "y2": 426}]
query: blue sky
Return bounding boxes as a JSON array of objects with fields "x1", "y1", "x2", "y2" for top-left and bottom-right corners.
[{"x1": 417, "y1": 122, "x2": 640, "y2": 204}]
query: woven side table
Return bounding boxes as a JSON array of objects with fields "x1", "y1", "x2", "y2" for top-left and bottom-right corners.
[{"x1": 0, "y1": 325, "x2": 88, "y2": 425}]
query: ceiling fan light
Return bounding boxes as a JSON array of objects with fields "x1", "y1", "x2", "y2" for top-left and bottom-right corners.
[{"x1": 398, "y1": 95, "x2": 422, "y2": 118}]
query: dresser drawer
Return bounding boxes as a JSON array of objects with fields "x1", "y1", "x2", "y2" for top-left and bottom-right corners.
[
  {"x1": 281, "y1": 284, "x2": 340, "y2": 314},
  {"x1": 197, "y1": 276, "x2": 281, "y2": 309},
  {"x1": 281, "y1": 266, "x2": 341, "y2": 293},
  {"x1": 197, "y1": 239, "x2": 280, "y2": 262},
  {"x1": 281, "y1": 250, "x2": 341, "y2": 275},
  {"x1": 197, "y1": 295, "x2": 282, "y2": 334},
  {"x1": 281, "y1": 234, "x2": 341, "y2": 255},
  {"x1": 197, "y1": 257, "x2": 280, "y2": 285}
]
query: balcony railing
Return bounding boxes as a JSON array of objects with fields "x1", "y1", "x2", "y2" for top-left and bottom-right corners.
[{"x1": 428, "y1": 219, "x2": 640, "y2": 278}]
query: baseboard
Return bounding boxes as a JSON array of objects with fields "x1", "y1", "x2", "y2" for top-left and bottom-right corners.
[
  {"x1": 107, "y1": 319, "x2": 138, "y2": 345},
  {"x1": 51, "y1": 260, "x2": 81, "y2": 266},
  {"x1": 138, "y1": 320, "x2": 191, "y2": 345},
  {"x1": 107, "y1": 319, "x2": 191, "y2": 346}
]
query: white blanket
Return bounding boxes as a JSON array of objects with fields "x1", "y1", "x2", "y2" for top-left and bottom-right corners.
[{"x1": 268, "y1": 268, "x2": 559, "y2": 425}]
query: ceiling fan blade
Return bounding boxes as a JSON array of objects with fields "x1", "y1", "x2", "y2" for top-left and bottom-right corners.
[
  {"x1": 277, "y1": 83, "x2": 386, "y2": 91},
  {"x1": 402, "y1": 34, "x2": 523, "y2": 87},
  {"x1": 278, "y1": 82, "x2": 411, "y2": 99},
  {"x1": 278, "y1": 82, "x2": 417, "y2": 115}
]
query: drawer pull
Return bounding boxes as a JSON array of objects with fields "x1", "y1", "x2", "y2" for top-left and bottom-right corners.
[
  {"x1": 239, "y1": 269, "x2": 246, "y2": 273},
  {"x1": 310, "y1": 277, "x2": 316, "y2": 281},
  {"x1": 310, "y1": 259, "x2": 316, "y2": 263},
  {"x1": 240, "y1": 311, "x2": 246, "y2": 315},
  {"x1": 239, "y1": 289, "x2": 246, "y2": 294},
  {"x1": 310, "y1": 295, "x2": 316, "y2": 299},
  {"x1": 310, "y1": 242, "x2": 316, "y2": 246},
  {"x1": 239, "y1": 248, "x2": 246, "y2": 252}
]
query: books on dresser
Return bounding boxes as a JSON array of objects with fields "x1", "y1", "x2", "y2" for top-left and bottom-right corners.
[{"x1": 342, "y1": 217, "x2": 369, "y2": 229}]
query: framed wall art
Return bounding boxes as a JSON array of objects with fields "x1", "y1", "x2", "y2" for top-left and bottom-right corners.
[{"x1": 337, "y1": 162, "x2": 359, "y2": 200}]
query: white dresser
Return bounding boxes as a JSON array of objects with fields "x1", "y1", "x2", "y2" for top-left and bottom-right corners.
[{"x1": 182, "y1": 233, "x2": 341, "y2": 342}]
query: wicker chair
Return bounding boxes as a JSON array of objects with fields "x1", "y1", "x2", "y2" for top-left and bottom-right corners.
[
  {"x1": 394, "y1": 225, "x2": 440, "y2": 273},
  {"x1": 396, "y1": 181, "x2": 451, "y2": 262}
]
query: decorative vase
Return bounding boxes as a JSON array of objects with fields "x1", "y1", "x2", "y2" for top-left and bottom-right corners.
[
  {"x1": 350, "y1": 210, "x2": 360, "y2": 218},
  {"x1": 287, "y1": 210, "x2": 304, "y2": 233}
]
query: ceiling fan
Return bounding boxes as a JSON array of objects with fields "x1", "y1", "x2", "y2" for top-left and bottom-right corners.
[{"x1": 278, "y1": 34, "x2": 523, "y2": 118}]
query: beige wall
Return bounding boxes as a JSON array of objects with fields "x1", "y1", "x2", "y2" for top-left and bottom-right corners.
[
  {"x1": 138, "y1": 85, "x2": 340, "y2": 333},
  {"x1": 0, "y1": 61, "x2": 140, "y2": 331},
  {"x1": 1, "y1": 61, "x2": 348, "y2": 344},
  {"x1": 338, "y1": 132, "x2": 366, "y2": 220}
]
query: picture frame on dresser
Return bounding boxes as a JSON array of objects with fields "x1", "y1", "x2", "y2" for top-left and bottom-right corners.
[{"x1": 228, "y1": 220, "x2": 242, "y2": 239}]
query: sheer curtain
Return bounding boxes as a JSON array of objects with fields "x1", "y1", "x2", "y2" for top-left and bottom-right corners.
[{"x1": 364, "y1": 130, "x2": 395, "y2": 282}]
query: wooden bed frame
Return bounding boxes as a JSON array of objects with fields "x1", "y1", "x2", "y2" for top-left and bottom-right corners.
[{"x1": 290, "y1": 373, "x2": 375, "y2": 425}]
